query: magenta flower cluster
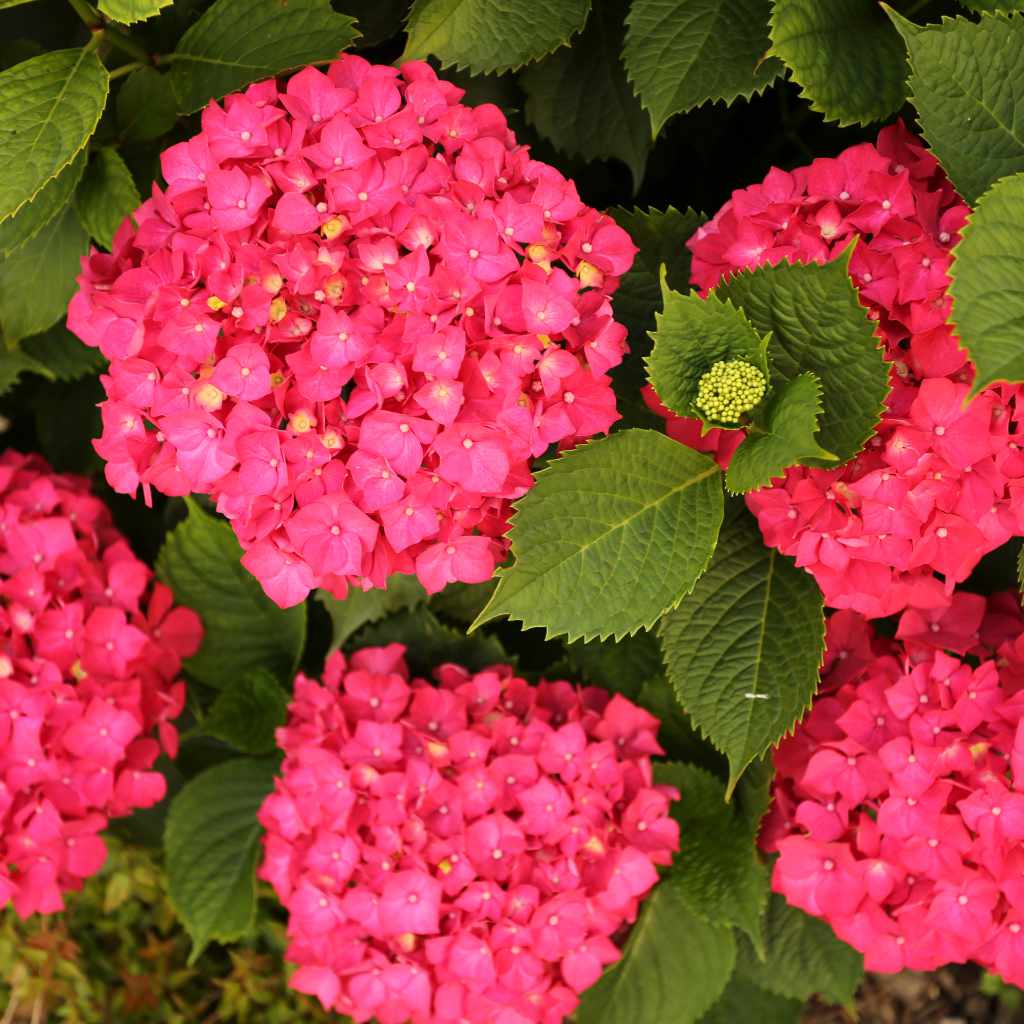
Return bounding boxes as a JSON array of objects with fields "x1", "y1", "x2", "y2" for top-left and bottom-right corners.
[
  {"x1": 257, "y1": 645, "x2": 679, "y2": 1023},
  {"x1": 68, "y1": 54, "x2": 636, "y2": 609},
  {"x1": 763, "y1": 597, "x2": 1024, "y2": 983},
  {"x1": 0, "y1": 452, "x2": 201, "y2": 917},
  {"x1": 653, "y1": 122, "x2": 1024, "y2": 619}
]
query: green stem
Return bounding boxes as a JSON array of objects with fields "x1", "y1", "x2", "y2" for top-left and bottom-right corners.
[
  {"x1": 104, "y1": 25, "x2": 151, "y2": 63},
  {"x1": 107, "y1": 60, "x2": 144, "y2": 80},
  {"x1": 67, "y1": 0, "x2": 101, "y2": 28},
  {"x1": 82, "y1": 29, "x2": 104, "y2": 56},
  {"x1": 901, "y1": 0, "x2": 930, "y2": 18}
]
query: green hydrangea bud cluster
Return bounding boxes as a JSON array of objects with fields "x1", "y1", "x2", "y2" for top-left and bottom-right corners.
[{"x1": 695, "y1": 359, "x2": 767, "y2": 423}]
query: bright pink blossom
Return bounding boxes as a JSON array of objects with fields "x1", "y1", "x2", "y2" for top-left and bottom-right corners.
[
  {"x1": 258, "y1": 647, "x2": 679, "y2": 1022},
  {"x1": 764, "y1": 596, "x2": 1024, "y2": 986},
  {"x1": 0, "y1": 451, "x2": 200, "y2": 917},
  {"x1": 69, "y1": 56, "x2": 636, "y2": 609}
]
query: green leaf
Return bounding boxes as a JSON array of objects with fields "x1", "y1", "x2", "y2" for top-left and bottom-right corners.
[
  {"x1": 169, "y1": 0, "x2": 360, "y2": 114},
  {"x1": 98, "y1": 0, "x2": 172, "y2": 22},
  {"x1": 164, "y1": 757, "x2": 278, "y2": 961},
  {"x1": 623, "y1": 0, "x2": 783, "y2": 136},
  {"x1": 521, "y1": 0, "x2": 650, "y2": 191},
  {"x1": 575, "y1": 882, "x2": 735, "y2": 1024},
  {"x1": 403, "y1": 0, "x2": 591, "y2": 74},
  {"x1": 637, "y1": 677, "x2": 729, "y2": 772},
  {"x1": 948, "y1": 171, "x2": 1024, "y2": 395},
  {"x1": 716, "y1": 242, "x2": 887, "y2": 463},
  {"x1": 316, "y1": 574, "x2": 427, "y2": 652},
  {"x1": 74, "y1": 147, "x2": 141, "y2": 249},
  {"x1": 472, "y1": 429, "x2": 724, "y2": 642},
  {"x1": 358, "y1": 605, "x2": 509, "y2": 675},
  {"x1": 202, "y1": 669, "x2": 288, "y2": 755},
  {"x1": 0, "y1": 349, "x2": 52, "y2": 396},
  {"x1": 656, "y1": 761, "x2": 769, "y2": 948},
  {"x1": 735, "y1": 893, "x2": 863, "y2": 1005},
  {"x1": 156, "y1": 499, "x2": 307, "y2": 690},
  {"x1": 24, "y1": 321, "x2": 106, "y2": 380},
  {"x1": 646, "y1": 283, "x2": 770, "y2": 423},
  {"x1": 0, "y1": 48, "x2": 109, "y2": 220},
  {"x1": 116, "y1": 67, "x2": 179, "y2": 142},
  {"x1": 726, "y1": 372, "x2": 835, "y2": 493},
  {"x1": 0, "y1": 205, "x2": 89, "y2": 345},
  {"x1": 608, "y1": 206, "x2": 704, "y2": 429},
  {"x1": 0, "y1": 149, "x2": 85, "y2": 255},
  {"x1": 886, "y1": 9, "x2": 1024, "y2": 204},
  {"x1": 346, "y1": 0, "x2": 410, "y2": 48},
  {"x1": 699, "y1": 976, "x2": 803, "y2": 1024},
  {"x1": 769, "y1": 0, "x2": 907, "y2": 126},
  {"x1": 659, "y1": 508, "x2": 824, "y2": 795}
]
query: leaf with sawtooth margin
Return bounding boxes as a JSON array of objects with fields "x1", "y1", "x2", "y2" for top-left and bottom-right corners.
[
  {"x1": 769, "y1": 0, "x2": 907, "y2": 127},
  {"x1": 471, "y1": 429, "x2": 724, "y2": 642},
  {"x1": 885, "y1": 8, "x2": 1024, "y2": 204},
  {"x1": 623, "y1": 0, "x2": 783, "y2": 136},
  {"x1": 659, "y1": 507, "x2": 825, "y2": 795}
]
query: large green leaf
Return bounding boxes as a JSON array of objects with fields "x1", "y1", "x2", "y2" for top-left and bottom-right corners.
[
  {"x1": 699, "y1": 976, "x2": 803, "y2": 1024},
  {"x1": 608, "y1": 206, "x2": 704, "y2": 429},
  {"x1": 623, "y1": 0, "x2": 783, "y2": 136},
  {"x1": 316, "y1": 574, "x2": 427, "y2": 652},
  {"x1": 156, "y1": 499, "x2": 307, "y2": 690},
  {"x1": 564, "y1": 630, "x2": 663, "y2": 697},
  {"x1": 116, "y1": 67, "x2": 179, "y2": 143},
  {"x1": 0, "y1": 148, "x2": 85, "y2": 255},
  {"x1": 169, "y1": 0, "x2": 360, "y2": 114},
  {"x1": 202, "y1": 669, "x2": 289, "y2": 755},
  {"x1": 0, "y1": 349, "x2": 52, "y2": 396},
  {"x1": 887, "y1": 9, "x2": 1024, "y2": 204},
  {"x1": 575, "y1": 882, "x2": 735, "y2": 1024},
  {"x1": 961, "y1": 0, "x2": 1024, "y2": 8},
  {"x1": 948, "y1": 171, "x2": 1024, "y2": 395},
  {"x1": 358, "y1": 605, "x2": 509, "y2": 675},
  {"x1": 716, "y1": 244, "x2": 887, "y2": 463},
  {"x1": 164, "y1": 757, "x2": 278, "y2": 961},
  {"x1": 0, "y1": 48, "x2": 108, "y2": 220},
  {"x1": 725, "y1": 372, "x2": 835, "y2": 493},
  {"x1": 402, "y1": 0, "x2": 591, "y2": 74},
  {"x1": 769, "y1": 0, "x2": 907, "y2": 126},
  {"x1": 0, "y1": 205, "x2": 89, "y2": 345},
  {"x1": 656, "y1": 762, "x2": 769, "y2": 948},
  {"x1": 98, "y1": 0, "x2": 172, "y2": 21},
  {"x1": 74, "y1": 147, "x2": 140, "y2": 250},
  {"x1": 646, "y1": 283, "x2": 770, "y2": 423},
  {"x1": 472, "y1": 429, "x2": 724, "y2": 642},
  {"x1": 735, "y1": 894, "x2": 863, "y2": 1005},
  {"x1": 659, "y1": 508, "x2": 824, "y2": 795},
  {"x1": 521, "y1": 0, "x2": 650, "y2": 191}
]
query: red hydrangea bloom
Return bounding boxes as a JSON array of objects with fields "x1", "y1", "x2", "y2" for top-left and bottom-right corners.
[
  {"x1": 68, "y1": 55, "x2": 636, "y2": 609},
  {"x1": 762, "y1": 594, "x2": 1024, "y2": 983},
  {"x1": 649, "y1": 122, "x2": 1024, "y2": 618},
  {"x1": 0, "y1": 451, "x2": 201, "y2": 917},
  {"x1": 258, "y1": 646, "x2": 678, "y2": 1023}
]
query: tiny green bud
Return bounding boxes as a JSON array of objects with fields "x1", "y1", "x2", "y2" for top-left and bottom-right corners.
[{"x1": 695, "y1": 359, "x2": 767, "y2": 423}]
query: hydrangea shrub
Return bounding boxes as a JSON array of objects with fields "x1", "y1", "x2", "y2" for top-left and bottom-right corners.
[{"x1": 6, "y1": 1, "x2": 1024, "y2": 1022}]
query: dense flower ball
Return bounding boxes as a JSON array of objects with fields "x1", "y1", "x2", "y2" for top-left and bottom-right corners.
[
  {"x1": 763, "y1": 594, "x2": 1024, "y2": 983},
  {"x1": 0, "y1": 451, "x2": 201, "y2": 917},
  {"x1": 694, "y1": 359, "x2": 767, "y2": 424},
  {"x1": 258, "y1": 646, "x2": 679, "y2": 1023},
  {"x1": 649, "y1": 122, "x2": 1024, "y2": 618},
  {"x1": 68, "y1": 54, "x2": 636, "y2": 609}
]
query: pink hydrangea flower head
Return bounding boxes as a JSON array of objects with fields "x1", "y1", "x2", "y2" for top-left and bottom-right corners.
[
  {"x1": 649, "y1": 122, "x2": 1024, "y2": 618},
  {"x1": 258, "y1": 647, "x2": 679, "y2": 1022},
  {"x1": 763, "y1": 594, "x2": 1024, "y2": 985},
  {"x1": 69, "y1": 55, "x2": 636, "y2": 608},
  {"x1": 0, "y1": 451, "x2": 201, "y2": 916}
]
